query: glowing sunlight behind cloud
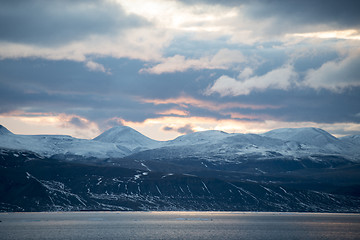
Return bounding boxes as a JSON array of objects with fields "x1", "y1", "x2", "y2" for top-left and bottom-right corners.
[
  {"x1": 119, "y1": 0, "x2": 237, "y2": 32},
  {"x1": 0, "y1": 113, "x2": 100, "y2": 139},
  {"x1": 109, "y1": 116, "x2": 360, "y2": 141},
  {"x1": 141, "y1": 96, "x2": 280, "y2": 111},
  {"x1": 291, "y1": 29, "x2": 360, "y2": 40}
]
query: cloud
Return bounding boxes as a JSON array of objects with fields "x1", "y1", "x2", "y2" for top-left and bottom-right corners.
[
  {"x1": 205, "y1": 65, "x2": 297, "y2": 96},
  {"x1": 140, "y1": 48, "x2": 246, "y2": 74},
  {"x1": 1, "y1": 54, "x2": 358, "y2": 136},
  {"x1": 0, "y1": 112, "x2": 100, "y2": 139},
  {"x1": 180, "y1": 0, "x2": 360, "y2": 31},
  {"x1": 0, "y1": 0, "x2": 148, "y2": 46},
  {"x1": 0, "y1": 1, "x2": 171, "y2": 62},
  {"x1": 163, "y1": 123, "x2": 194, "y2": 134},
  {"x1": 68, "y1": 116, "x2": 89, "y2": 129},
  {"x1": 110, "y1": 115, "x2": 360, "y2": 140},
  {"x1": 157, "y1": 109, "x2": 189, "y2": 116},
  {"x1": 303, "y1": 52, "x2": 360, "y2": 92},
  {"x1": 141, "y1": 95, "x2": 279, "y2": 111},
  {"x1": 177, "y1": 124, "x2": 195, "y2": 134},
  {"x1": 85, "y1": 61, "x2": 111, "y2": 74},
  {"x1": 238, "y1": 67, "x2": 253, "y2": 79},
  {"x1": 176, "y1": 0, "x2": 360, "y2": 46},
  {"x1": 162, "y1": 126, "x2": 173, "y2": 131},
  {"x1": 4, "y1": 112, "x2": 360, "y2": 140},
  {"x1": 0, "y1": 27, "x2": 171, "y2": 62},
  {"x1": 245, "y1": 0, "x2": 360, "y2": 30},
  {"x1": 0, "y1": 0, "x2": 359, "y2": 142},
  {"x1": 290, "y1": 29, "x2": 360, "y2": 41},
  {"x1": 122, "y1": 0, "x2": 239, "y2": 33}
]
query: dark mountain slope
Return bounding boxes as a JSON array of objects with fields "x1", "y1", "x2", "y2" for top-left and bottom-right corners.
[{"x1": 1, "y1": 148, "x2": 359, "y2": 212}]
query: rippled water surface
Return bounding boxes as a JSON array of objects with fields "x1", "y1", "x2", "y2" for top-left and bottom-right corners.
[{"x1": 1, "y1": 211, "x2": 360, "y2": 240}]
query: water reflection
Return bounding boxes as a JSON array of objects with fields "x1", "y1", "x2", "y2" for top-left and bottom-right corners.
[{"x1": 0, "y1": 212, "x2": 359, "y2": 240}]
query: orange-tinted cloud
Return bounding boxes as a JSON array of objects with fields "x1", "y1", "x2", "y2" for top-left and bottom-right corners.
[
  {"x1": 119, "y1": 116, "x2": 360, "y2": 140},
  {"x1": 140, "y1": 95, "x2": 280, "y2": 111},
  {"x1": 156, "y1": 108, "x2": 189, "y2": 116},
  {"x1": 0, "y1": 112, "x2": 100, "y2": 139}
]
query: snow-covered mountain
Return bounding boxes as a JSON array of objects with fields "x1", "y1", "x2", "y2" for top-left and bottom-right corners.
[
  {"x1": 1, "y1": 125, "x2": 360, "y2": 212},
  {"x1": 341, "y1": 135, "x2": 360, "y2": 146},
  {"x1": 131, "y1": 127, "x2": 360, "y2": 162},
  {"x1": 262, "y1": 127, "x2": 337, "y2": 146},
  {"x1": 262, "y1": 127, "x2": 359, "y2": 157},
  {"x1": 0, "y1": 126, "x2": 129, "y2": 159},
  {"x1": 139, "y1": 132, "x2": 290, "y2": 161},
  {"x1": 0, "y1": 125, "x2": 13, "y2": 135},
  {"x1": 167, "y1": 130, "x2": 230, "y2": 146},
  {"x1": 94, "y1": 126, "x2": 162, "y2": 151},
  {"x1": 0, "y1": 125, "x2": 359, "y2": 161}
]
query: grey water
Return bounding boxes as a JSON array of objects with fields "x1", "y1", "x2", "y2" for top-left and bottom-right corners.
[{"x1": 1, "y1": 212, "x2": 360, "y2": 240}]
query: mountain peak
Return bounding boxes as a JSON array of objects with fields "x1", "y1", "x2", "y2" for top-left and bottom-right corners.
[
  {"x1": 94, "y1": 125, "x2": 160, "y2": 151},
  {"x1": 103, "y1": 125, "x2": 135, "y2": 134},
  {"x1": 262, "y1": 127, "x2": 338, "y2": 146},
  {"x1": 0, "y1": 125, "x2": 13, "y2": 135},
  {"x1": 169, "y1": 130, "x2": 229, "y2": 145},
  {"x1": 341, "y1": 134, "x2": 360, "y2": 146},
  {"x1": 95, "y1": 126, "x2": 144, "y2": 139}
]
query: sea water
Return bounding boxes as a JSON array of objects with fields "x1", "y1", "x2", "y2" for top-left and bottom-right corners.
[{"x1": 0, "y1": 211, "x2": 359, "y2": 240}]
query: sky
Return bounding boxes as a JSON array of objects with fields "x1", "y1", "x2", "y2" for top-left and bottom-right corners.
[{"x1": 0, "y1": 0, "x2": 360, "y2": 140}]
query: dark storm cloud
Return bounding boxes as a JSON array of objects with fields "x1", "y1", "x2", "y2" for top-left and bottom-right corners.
[
  {"x1": 0, "y1": 0, "x2": 148, "y2": 46},
  {"x1": 68, "y1": 116, "x2": 88, "y2": 129},
  {"x1": 247, "y1": 0, "x2": 360, "y2": 29},
  {"x1": 163, "y1": 126, "x2": 173, "y2": 131},
  {"x1": 233, "y1": 88, "x2": 360, "y2": 124},
  {"x1": 178, "y1": 0, "x2": 248, "y2": 7},
  {"x1": 163, "y1": 124, "x2": 194, "y2": 134},
  {"x1": 179, "y1": 0, "x2": 360, "y2": 30},
  {"x1": 178, "y1": 124, "x2": 195, "y2": 134}
]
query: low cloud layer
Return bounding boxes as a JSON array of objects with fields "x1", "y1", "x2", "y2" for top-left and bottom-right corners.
[
  {"x1": 205, "y1": 65, "x2": 296, "y2": 96},
  {"x1": 304, "y1": 52, "x2": 360, "y2": 92},
  {"x1": 163, "y1": 124, "x2": 194, "y2": 134},
  {"x1": 85, "y1": 61, "x2": 111, "y2": 74},
  {"x1": 206, "y1": 51, "x2": 360, "y2": 96},
  {"x1": 141, "y1": 49, "x2": 246, "y2": 74}
]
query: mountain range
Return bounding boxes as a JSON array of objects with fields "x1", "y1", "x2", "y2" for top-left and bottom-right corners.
[
  {"x1": 1, "y1": 125, "x2": 359, "y2": 212},
  {"x1": 1, "y1": 125, "x2": 359, "y2": 160}
]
